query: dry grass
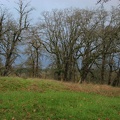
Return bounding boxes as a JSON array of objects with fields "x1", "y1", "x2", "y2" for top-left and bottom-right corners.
[
  {"x1": 62, "y1": 82, "x2": 120, "y2": 97},
  {"x1": 0, "y1": 76, "x2": 120, "y2": 97},
  {"x1": 29, "y1": 78, "x2": 120, "y2": 96}
]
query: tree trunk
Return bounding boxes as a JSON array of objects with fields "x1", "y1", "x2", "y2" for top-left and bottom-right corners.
[
  {"x1": 36, "y1": 48, "x2": 39, "y2": 77},
  {"x1": 32, "y1": 60, "x2": 35, "y2": 77},
  {"x1": 112, "y1": 68, "x2": 120, "y2": 87},
  {"x1": 3, "y1": 53, "x2": 12, "y2": 76},
  {"x1": 79, "y1": 64, "x2": 89, "y2": 83},
  {"x1": 101, "y1": 54, "x2": 106, "y2": 84},
  {"x1": 108, "y1": 63, "x2": 112, "y2": 85},
  {"x1": 63, "y1": 62, "x2": 69, "y2": 81}
]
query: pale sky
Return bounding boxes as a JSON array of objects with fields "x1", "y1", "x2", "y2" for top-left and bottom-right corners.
[{"x1": 0, "y1": 0, "x2": 119, "y2": 21}]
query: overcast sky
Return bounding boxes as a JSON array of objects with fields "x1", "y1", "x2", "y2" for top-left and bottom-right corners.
[{"x1": 1, "y1": 0, "x2": 119, "y2": 18}]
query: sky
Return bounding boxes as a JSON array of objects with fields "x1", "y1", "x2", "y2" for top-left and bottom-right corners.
[{"x1": 0, "y1": 0, "x2": 119, "y2": 21}]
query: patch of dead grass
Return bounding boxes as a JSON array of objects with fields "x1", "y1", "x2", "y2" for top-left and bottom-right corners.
[
  {"x1": 1, "y1": 77, "x2": 119, "y2": 97},
  {"x1": 25, "y1": 79, "x2": 120, "y2": 96},
  {"x1": 27, "y1": 84, "x2": 44, "y2": 92},
  {"x1": 62, "y1": 82, "x2": 120, "y2": 97}
]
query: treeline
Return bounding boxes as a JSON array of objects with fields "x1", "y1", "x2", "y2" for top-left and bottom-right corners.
[{"x1": 0, "y1": 0, "x2": 120, "y2": 86}]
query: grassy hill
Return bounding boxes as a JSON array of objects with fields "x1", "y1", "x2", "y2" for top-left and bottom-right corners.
[{"x1": 0, "y1": 77, "x2": 120, "y2": 120}]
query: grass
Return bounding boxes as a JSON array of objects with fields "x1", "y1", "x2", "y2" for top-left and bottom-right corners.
[{"x1": 0, "y1": 77, "x2": 120, "y2": 120}]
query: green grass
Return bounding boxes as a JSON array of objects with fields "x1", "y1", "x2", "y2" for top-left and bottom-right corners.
[{"x1": 0, "y1": 77, "x2": 120, "y2": 120}]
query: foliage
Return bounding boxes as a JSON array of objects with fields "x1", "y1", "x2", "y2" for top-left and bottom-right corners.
[{"x1": 0, "y1": 0, "x2": 120, "y2": 86}]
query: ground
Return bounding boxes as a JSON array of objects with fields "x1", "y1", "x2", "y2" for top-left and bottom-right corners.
[{"x1": 0, "y1": 77, "x2": 120, "y2": 120}]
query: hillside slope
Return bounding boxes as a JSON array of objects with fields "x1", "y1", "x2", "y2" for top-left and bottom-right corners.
[{"x1": 0, "y1": 77, "x2": 120, "y2": 120}]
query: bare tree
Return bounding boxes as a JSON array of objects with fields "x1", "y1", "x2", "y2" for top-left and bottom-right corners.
[
  {"x1": 39, "y1": 9, "x2": 84, "y2": 81},
  {"x1": 90, "y1": 7, "x2": 120, "y2": 85},
  {"x1": 97, "y1": 0, "x2": 120, "y2": 4},
  {"x1": 39, "y1": 9, "x2": 102, "y2": 82},
  {"x1": 0, "y1": 0, "x2": 33, "y2": 76},
  {"x1": 25, "y1": 27, "x2": 42, "y2": 77}
]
